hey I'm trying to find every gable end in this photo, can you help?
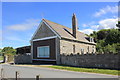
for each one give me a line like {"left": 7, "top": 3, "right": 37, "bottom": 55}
{"left": 31, "top": 19, "right": 61, "bottom": 41}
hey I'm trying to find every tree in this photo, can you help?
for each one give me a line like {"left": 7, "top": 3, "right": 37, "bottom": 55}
{"left": 97, "top": 29, "right": 109, "bottom": 40}
{"left": 96, "top": 40, "right": 105, "bottom": 53}
{"left": 104, "top": 43, "right": 120, "bottom": 54}
{"left": 115, "top": 43, "right": 120, "bottom": 53}
{"left": 104, "top": 44, "right": 116, "bottom": 53}
{"left": 0, "top": 48, "right": 2, "bottom": 56}
{"left": 90, "top": 29, "right": 120, "bottom": 54}
{"left": 90, "top": 31, "right": 97, "bottom": 42}
{"left": 2, "top": 47, "right": 16, "bottom": 55}
{"left": 105, "top": 29, "right": 120, "bottom": 45}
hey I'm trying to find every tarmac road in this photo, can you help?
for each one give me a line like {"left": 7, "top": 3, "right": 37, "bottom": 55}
{"left": 0, "top": 64, "right": 119, "bottom": 80}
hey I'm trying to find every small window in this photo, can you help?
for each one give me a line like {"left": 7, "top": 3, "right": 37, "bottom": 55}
{"left": 37, "top": 46, "right": 50, "bottom": 58}
{"left": 92, "top": 46, "right": 94, "bottom": 53}
{"left": 81, "top": 48, "right": 84, "bottom": 54}
{"left": 73, "top": 45, "right": 75, "bottom": 53}
{"left": 90, "top": 37, "right": 93, "bottom": 42}
{"left": 88, "top": 46, "right": 89, "bottom": 53}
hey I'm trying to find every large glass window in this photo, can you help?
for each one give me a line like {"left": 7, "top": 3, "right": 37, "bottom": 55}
{"left": 37, "top": 46, "right": 50, "bottom": 58}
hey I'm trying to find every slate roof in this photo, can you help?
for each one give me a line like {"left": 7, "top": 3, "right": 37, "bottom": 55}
{"left": 43, "top": 19, "right": 95, "bottom": 44}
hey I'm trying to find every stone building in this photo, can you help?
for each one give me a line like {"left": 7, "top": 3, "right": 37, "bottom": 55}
{"left": 30, "top": 13, "right": 96, "bottom": 64}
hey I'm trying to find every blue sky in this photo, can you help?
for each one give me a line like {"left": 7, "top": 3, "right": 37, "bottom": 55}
{"left": 1, "top": 2, "right": 118, "bottom": 48}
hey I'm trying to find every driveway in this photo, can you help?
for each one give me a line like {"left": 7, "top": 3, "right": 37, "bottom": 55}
{"left": 0, "top": 64, "right": 119, "bottom": 79}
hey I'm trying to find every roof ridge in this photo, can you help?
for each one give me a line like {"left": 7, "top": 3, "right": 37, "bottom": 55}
{"left": 43, "top": 19, "right": 70, "bottom": 29}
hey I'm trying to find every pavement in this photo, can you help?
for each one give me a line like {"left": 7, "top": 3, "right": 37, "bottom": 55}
{"left": 0, "top": 64, "right": 119, "bottom": 79}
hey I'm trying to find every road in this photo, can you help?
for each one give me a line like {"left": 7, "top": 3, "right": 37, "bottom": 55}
{"left": 0, "top": 64, "right": 119, "bottom": 79}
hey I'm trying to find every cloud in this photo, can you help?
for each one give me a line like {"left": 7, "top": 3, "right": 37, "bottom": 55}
{"left": 90, "top": 25, "right": 99, "bottom": 29}
{"left": 79, "top": 29, "right": 94, "bottom": 35}
{"left": 97, "top": 18, "right": 118, "bottom": 30}
{"left": 82, "top": 24, "right": 88, "bottom": 27}
{"left": 83, "top": 18, "right": 118, "bottom": 30}
{"left": 80, "top": 18, "right": 118, "bottom": 34}
{"left": 8, "top": 19, "right": 40, "bottom": 31}
{"left": 0, "top": 30, "right": 2, "bottom": 41}
{"left": 5, "top": 36, "right": 25, "bottom": 42}
{"left": 94, "top": 5, "right": 118, "bottom": 17}
{"left": 82, "top": 21, "right": 95, "bottom": 28}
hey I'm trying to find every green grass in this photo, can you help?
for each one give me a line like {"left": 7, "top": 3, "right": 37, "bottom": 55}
{"left": 0, "top": 56, "right": 3, "bottom": 61}
{"left": 45, "top": 65, "right": 119, "bottom": 75}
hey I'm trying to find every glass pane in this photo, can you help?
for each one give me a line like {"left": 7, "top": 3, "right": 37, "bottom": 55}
{"left": 39, "top": 47, "right": 44, "bottom": 57}
{"left": 45, "top": 47, "right": 49, "bottom": 57}
{"left": 38, "top": 48, "right": 40, "bottom": 57}
{"left": 38, "top": 46, "right": 50, "bottom": 57}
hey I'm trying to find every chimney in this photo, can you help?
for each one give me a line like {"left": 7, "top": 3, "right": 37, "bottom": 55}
{"left": 72, "top": 13, "right": 78, "bottom": 38}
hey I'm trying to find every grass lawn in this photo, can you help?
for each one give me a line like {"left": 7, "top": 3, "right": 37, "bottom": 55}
{"left": 46, "top": 65, "right": 119, "bottom": 75}
{"left": 16, "top": 64, "right": 120, "bottom": 75}
{"left": 0, "top": 56, "right": 3, "bottom": 61}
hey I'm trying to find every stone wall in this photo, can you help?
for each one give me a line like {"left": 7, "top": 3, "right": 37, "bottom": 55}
{"left": 60, "top": 53, "right": 120, "bottom": 69}
{"left": 56, "top": 37, "right": 61, "bottom": 64}
{"left": 14, "top": 53, "right": 32, "bottom": 64}
{"left": 60, "top": 39, "right": 96, "bottom": 55}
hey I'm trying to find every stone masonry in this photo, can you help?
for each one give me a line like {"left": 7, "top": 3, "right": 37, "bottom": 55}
{"left": 60, "top": 53, "right": 120, "bottom": 69}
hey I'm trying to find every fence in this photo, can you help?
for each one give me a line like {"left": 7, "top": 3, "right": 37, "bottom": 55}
{"left": 0, "top": 55, "right": 14, "bottom": 63}
{"left": 14, "top": 53, "right": 32, "bottom": 64}
{"left": 60, "top": 53, "right": 120, "bottom": 69}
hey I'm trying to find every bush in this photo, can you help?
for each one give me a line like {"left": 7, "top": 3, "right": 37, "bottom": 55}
{"left": 2, "top": 47, "right": 16, "bottom": 55}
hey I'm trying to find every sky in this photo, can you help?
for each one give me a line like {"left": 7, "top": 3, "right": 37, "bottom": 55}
{"left": 1, "top": 2, "right": 118, "bottom": 48}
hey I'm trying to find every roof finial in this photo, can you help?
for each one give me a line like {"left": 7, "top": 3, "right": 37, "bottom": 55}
{"left": 73, "top": 13, "right": 76, "bottom": 16}
{"left": 73, "top": 13, "right": 75, "bottom": 15}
